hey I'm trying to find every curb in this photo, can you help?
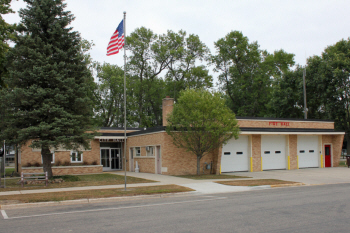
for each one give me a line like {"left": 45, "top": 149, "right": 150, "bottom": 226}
{"left": 270, "top": 183, "right": 305, "bottom": 188}
{"left": 0, "top": 191, "right": 194, "bottom": 210}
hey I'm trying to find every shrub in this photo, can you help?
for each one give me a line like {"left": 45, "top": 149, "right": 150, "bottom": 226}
{"left": 26, "top": 162, "right": 32, "bottom": 167}
{"left": 92, "top": 160, "right": 98, "bottom": 165}
{"left": 34, "top": 162, "right": 41, "bottom": 167}
{"left": 55, "top": 160, "right": 62, "bottom": 166}
{"left": 63, "top": 161, "right": 71, "bottom": 166}
{"left": 83, "top": 161, "right": 89, "bottom": 165}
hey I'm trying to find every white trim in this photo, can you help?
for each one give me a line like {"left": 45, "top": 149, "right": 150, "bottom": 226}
{"left": 135, "top": 147, "right": 141, "bottom": 157}
{"left": 70, "top": 151, "right": 83, "bottom": 163}
{"left": 95, "top": 136, "right": 126, "bottom": 140}
{"left": 22, "top": 165, "right": 103, "bottom": 169}
{"left": 240, "top": 131, "right": 344, "bottom": 135}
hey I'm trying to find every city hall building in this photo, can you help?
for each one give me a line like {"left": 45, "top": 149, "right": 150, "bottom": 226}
{"left": 18, "top": 97, "right": 345, "bottom": 175}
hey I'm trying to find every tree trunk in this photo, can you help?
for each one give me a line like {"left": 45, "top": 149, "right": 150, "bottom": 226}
{"left": 346, "top": 134, "right": 350, "bottom": 156}
{"left": 197, "top": 156, "right": 201, "bottom": 175}
{"left": 41, "top": 145, "right": 53, "bottom": 179}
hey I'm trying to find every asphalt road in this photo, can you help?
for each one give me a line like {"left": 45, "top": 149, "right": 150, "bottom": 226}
{"left": 1, "top": 184, "right": 350, "bottom": 233}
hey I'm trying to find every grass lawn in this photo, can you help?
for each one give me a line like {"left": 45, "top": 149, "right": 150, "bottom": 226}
{"left": 216, "top": 179, "right": 301, "bottom": 186}
{"left": 176, "top": 174, "right": 251, "bottom": 180}
{"left": 339, "top": 161, "right": 349, "bottom": 167}
{"left": 0, "top": 185, "right": 194, "bottom": 204}
{"left": 0, "top": 173, "right": 156, "bottom": 192}
{"left": 4, "top": 167, "right": 16, "bottom": 176}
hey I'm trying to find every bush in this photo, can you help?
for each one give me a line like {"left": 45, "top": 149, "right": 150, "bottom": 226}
{"left": 63, "top": 161, "right": 71, "bottom": 166}
{"left": 25, "top": 162, "right": 32, "bottom": 167}
{"left": 83, "top": 161, "right": 89, "bottom": 165}
{"left": 34, "top": 162, "right": 41, "bottom": 167}
{"left": 92, "top": 160, "right": 98, "bottom": 165}
{"left": 55, "top": 160, "right": 62, "bottom": 166}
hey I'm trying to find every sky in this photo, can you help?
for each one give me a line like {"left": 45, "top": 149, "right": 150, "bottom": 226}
{"left": 4, "top": 0, "right": 350, "bottom": 83}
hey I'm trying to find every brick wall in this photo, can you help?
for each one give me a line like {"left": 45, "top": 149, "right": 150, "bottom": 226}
{"left": 238, "top": 119, "right": 334, "bottom": 129}
{"left": 162, "top": 98, "right": 174, "bottom": 126}
{"left": 127, "top": 131, "right": 216, "bottom": 175}
{"left": 134, "top": 158, "right": 155, "bottom": 173}
{"left": 19, "top": 139, "right": 101, "bottom": 173}
{"left": 321, "top": 135, "right": 344, "bottom": 167}
{"left": 289, "top": 135, "right": 298, "bottom": 169}
{"left": 251, "top": 135, "right": 262, "bottom": 172}
{"left": 21, "top": 165, "right": 103, "bottom": 175}
{"left": 332, "top": 134, "right": 344, "bottom": 167}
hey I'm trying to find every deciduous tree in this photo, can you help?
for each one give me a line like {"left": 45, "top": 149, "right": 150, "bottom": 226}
{"left": 166, "top": 89, "right": 239, "bottom": 175}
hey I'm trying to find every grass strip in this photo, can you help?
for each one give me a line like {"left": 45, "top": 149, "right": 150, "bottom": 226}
{"left": 176, "top": 174, "right": 251, "bottom": 180}
{"left": 339, "top": 161, "right": 348, "bottom": 167}
{"left": 216, "top": 179, "right": 300, "bottom": 186}
{"left": 0, "top": 185, "right": 193, "bottom": 204}
{"left": 0, "top": 173, "right": 156, "bottom": 192}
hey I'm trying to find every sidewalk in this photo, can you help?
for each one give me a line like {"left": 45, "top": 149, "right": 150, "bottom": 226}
{"left": 0, "top": 171, "right": 257, "bottom": 196}
{"left": 1, "top": 167, "right": 349, "bottom": 197}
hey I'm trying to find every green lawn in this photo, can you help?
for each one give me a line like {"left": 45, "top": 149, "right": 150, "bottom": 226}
{"left": 0, "top": 173, "right": 156, "bottom": 191}
{"left": 5, "top": 167, "right": 15, "bottom": 176}
{"left": 339, "top": 161, "right": 349, "bottom": 167}
{"left": 0, "top": 185, "right": 194, "bottom": 204}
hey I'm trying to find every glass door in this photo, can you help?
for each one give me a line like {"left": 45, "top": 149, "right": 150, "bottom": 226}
{"left": 101, "top": 148, "right": 121, "bottom": 170}
{"left": 111, "top": 149, "right": 121, "bottom": 170}
{"left": 101, "top": 149, "right": 110, "bottom": 170}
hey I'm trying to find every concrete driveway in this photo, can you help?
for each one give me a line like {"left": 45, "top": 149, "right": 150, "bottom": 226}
{"left": 228, "top": 167, "right": 350, "bottom": 185}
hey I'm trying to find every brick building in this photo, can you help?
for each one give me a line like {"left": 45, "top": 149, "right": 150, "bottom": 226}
{"left": 18, "top": 97, "right": 345, "bottom": 175}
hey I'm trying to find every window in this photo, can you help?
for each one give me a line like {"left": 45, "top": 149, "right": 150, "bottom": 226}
{"left": 275, "top": 151, "right": 281, "bottom": 154}
{"left": 224, "top": 152, "right": 231, "bottom": 155}
{"left": 264, "top": 151, "right": 270, "bottom": 154}
{"left": 135, "top": 147, "right": 141, "bottom": 157}
{"left": 299, "top": 150, "right": 305, "bottom": 153}
{"left": 309, "top": 150, "right": 314, "bottom": 153}
{"left": 236, "top": 152, "right": 243, "bottom": 155}
{"left": 71, "top": 151, "right": 83, "bottom": 163}
{"left": 146, "top": 146, "right": 154, "bottom": 157}
{"left": 42, "top": 151, "right": 55, "bottom": 164}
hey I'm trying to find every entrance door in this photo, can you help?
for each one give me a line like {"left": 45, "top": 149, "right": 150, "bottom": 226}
{"left": 111, "top": 149, "right": 121, "bottom": 170}
{"left": 325, "top": 145, "right": 331, "bottom": 167}
{"left": 129, "top": 148, "right": 134, "bottom": 172}
{"left": 101, "top": 149, "right": 110, "bottom": 170}
{"left": 101, "top": 148, "right": 121, "bottom": 170}
{"left": 156, "top": 146, "right": 161, "bottom": 174}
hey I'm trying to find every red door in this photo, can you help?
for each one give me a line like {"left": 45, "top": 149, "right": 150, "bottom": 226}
{"left": 325, "top": 145, "right": 331, "bottom": 167}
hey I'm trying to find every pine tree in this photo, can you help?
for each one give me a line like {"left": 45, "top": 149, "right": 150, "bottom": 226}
{"left": 0, "top": 0, "right": 95, "bottom": 178}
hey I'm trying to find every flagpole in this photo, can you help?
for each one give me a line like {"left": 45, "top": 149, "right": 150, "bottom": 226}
{"left": 123, "top": 11, "right": 127, "bottom": 191}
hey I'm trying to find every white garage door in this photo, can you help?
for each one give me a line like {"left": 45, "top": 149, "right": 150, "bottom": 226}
{"left": 261, "top": 135, "right": 286, "bottom": 170}
{"left": 298, "top": 135, "right": 319, "bottom": 168}
{"left": 221, "top": 136, "right": 249, "bottom": 172}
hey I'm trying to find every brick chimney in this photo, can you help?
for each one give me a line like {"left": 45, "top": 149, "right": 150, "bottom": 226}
{"left": 162, "top": 96, "right": 174, "bottom": 126}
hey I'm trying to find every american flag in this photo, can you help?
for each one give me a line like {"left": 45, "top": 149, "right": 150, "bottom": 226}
{"left": 107, "top": 20, "right": 124, "bottom": 56}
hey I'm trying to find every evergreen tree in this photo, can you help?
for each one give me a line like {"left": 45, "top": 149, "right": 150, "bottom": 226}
{"left": 0, "top": 0, "right": 16, "bottom": 88}
{"left": 0, "top": 0, "right": 95, "bottom": 178}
